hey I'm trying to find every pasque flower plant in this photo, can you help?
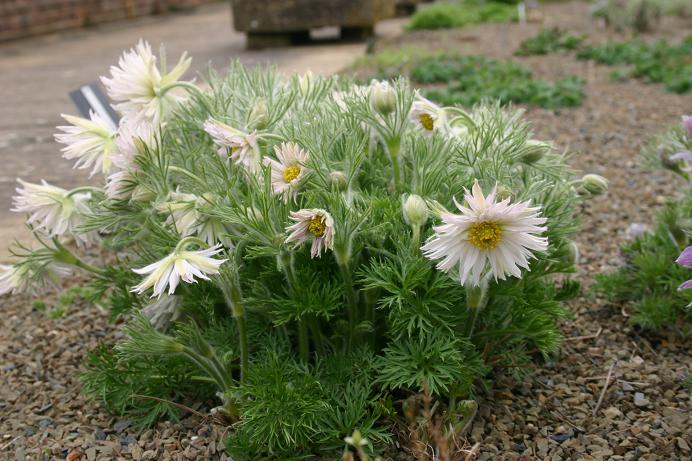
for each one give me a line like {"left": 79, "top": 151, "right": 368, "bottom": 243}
{"left": 3, "top": 41, "right": 599, "bottom": 458}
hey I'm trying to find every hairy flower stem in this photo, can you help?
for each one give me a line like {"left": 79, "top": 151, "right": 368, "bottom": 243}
{"left": 338, "top": 260, "right": 358, "bottom": 352}
{"left": 387, "top": 137, "right": 402, "bottom": 193}
{"left": 465, "top": 282, "right": 488, "bottom": 338}
{"left": 280, "top": 250, "right": 311, "bottom": 361}
{"left": 52, "top": 239, "right": 107, "bottom": 276}
{"left": 218, "top": 256, "right": 249, "bottom": 383}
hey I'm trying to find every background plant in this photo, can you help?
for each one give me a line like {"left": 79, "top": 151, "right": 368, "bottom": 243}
{"left": 577, "top": 36, "right": 692, "bottom": 94}
{"left": 408, "top": 0, "right": 517, "bottom": 30}
{"left": 1, "top": 43, "right": 599, "bottom": 458}
{"left": 515, "top": 28, "right": 585, "bottom": 56}
{"left": 595, "top": 116, "right": 692, "bottom": 333}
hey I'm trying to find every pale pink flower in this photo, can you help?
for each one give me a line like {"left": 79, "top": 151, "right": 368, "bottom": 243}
{"left": 263, "top": 142, "right": 310, "bottom": 203}
{"left": 203, "top": 118, "right": 261, "bottom": 174}
{"left": 285, "top": 209, "right": 335, "bottom": 258}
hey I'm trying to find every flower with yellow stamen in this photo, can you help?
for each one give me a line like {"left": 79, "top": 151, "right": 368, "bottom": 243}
{"left": 285, "top": 208, "right": 334, "bottom": 258}
{"left": 422, "top": 180, "right": 548, "bottom": 286}
{"left": 264, "top": 142, "right": 310, "bottom": 203}
{"left": 409, "top": 92, "right": 446, "bottom": 137}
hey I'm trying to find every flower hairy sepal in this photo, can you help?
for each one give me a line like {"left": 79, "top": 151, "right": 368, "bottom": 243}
{"left": 248, "top": 99, "right": 269, "bottom": 130}
{"left": 402, "top": 194, "right": 429, "bottom": 229}
{"left": 578, "top": 174, "right": 609, "bottom": 197}
{"left": 116, "top": 314, "right": 185, "bottom": 359}
{"left": 520, "top": 139, "right": 553, "bottom": 164}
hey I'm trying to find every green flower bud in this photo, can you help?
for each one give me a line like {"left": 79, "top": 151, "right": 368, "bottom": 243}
{"left": 248, "top": 99, "right": 269, "bottom": 130}
{"left": 565, "top": 240, "right": 580, "bottom": 266}
{"left": 330, "top": 171, "right": 349, "bottom": 191}
{"left": 131, "top": 184, "right": 156, "bottom": 202}
{"left": 521, "top": 139, "right": 552, "bottom": 164}
{"left": 370, "top": 80, "right": 397, "bottom": 116}
{"left": 579, "top": 174, "right": 608, "bottom": 196}
{"left": 402, "top": 194, "right": 429, "bottom": 228}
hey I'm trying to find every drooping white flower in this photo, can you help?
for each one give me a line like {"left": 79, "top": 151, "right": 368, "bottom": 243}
{"left": 285, "top": 209, "right": 335, "bottom": 258}
{"left": 55, "top": 112, "right": 118, "bottom": 177}
{"left": 409, "top": 92, "right": 446, "bottom": 136}
{"left": 421, "top": 180, "right": 548, "bottom": 286}
{"left": 131, "top": 244, "right": 226, "bottom": 298}
{"left": 156, "top": 191, "right": 201, "bottom": 236}
{"left": 0, "top": 262, "right": 72, "bottom": 296}
{"left": 263, "top": 142, "right": 310, "bottom": 203}
{"left": 105, "top": 117, "right": 158, "bottom": 200}
{"left": 156, "top": 192, "right": 230, "bottom": 246}
{"left": 203, "top": 118, "right": 261, "bottom": 174}
{"left": 101, "top": 40, "right": 192, "bottom": 124}
{"left": 11, "top": 180, "right": 97, "bottom": 245}
{"left": 141, "top": 294, "right": 182, "bottom": 330}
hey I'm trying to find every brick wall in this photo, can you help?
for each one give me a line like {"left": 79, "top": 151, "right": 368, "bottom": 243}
{"left": 0, "top": 0, "right": 220, "bottom": 41}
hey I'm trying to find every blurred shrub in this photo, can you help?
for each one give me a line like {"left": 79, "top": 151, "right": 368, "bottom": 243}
{"left": 410, "top": 54, "right": 584, "bottom": 108}
{"left": 408, "top": 1, "right": 517, "bottom": 30}
{"left": 515, "top": 28, "right": 586, "bottom": 56}
{"left": 577, "top": 36, "right": 692, "bottom": 94}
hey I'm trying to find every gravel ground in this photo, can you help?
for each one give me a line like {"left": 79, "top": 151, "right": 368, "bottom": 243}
{"left": 1, "top": 1, "right": 691, "bottom": 460}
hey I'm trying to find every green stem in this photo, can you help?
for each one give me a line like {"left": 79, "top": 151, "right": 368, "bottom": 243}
{"left": 65, "top": 186, "right": 103, "bottom": 198}
{"left": 221, "top": 280, "right": 249, "bottom": 384}
{"left": 298, "top": 321, "right": 309, "bottom": 362}
{"left": 338, "top": 261, "right": 358, "bottom": 352}
{"left": 309, "top": 317, "right": 325, "bottom": 355}
{"left": 411, "top": 225, "right": 421, "bottom": 249}
{"left": 52, "top": 239, "right": 107, "bottom": 276}
{"left": 167, "top": 166, "right": 209, "bottom": 189}
{"left": 387, "top": 138, "right": 402, "bottom": 193}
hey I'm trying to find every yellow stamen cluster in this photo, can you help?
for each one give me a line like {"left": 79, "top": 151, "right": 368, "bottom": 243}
{"left": 467, "top": 221, "right": 502, "bottom": 250}
{"left": 307, "top": 215, "right": 326, "bottom": 238}
{"left": 283, "top": 165, "right": 301, "bottom": 183}
{"left": 419, "top": 113, "right": 434, "bottom": 131}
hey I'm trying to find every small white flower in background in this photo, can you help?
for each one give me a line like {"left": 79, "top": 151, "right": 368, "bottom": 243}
{"left": 285, "top": 209, "right": 335, "bottom": 258}
{"left": 131, "top": 244, "right": 227, "bottom": 298}
{"left": 101, "top": 40, "right": 191, "bottom": 124}
{"left": 55, "top": 112, "right": 117, "bottom": 177}
{"left": 344, "top": 429, "right": 369, "bottom": 448}
{"left": 203, "top": 118, "right": 261, "bottom": 174}
{"left": 11, "top": 180, "right": 97, "bottom": 245}
{"left": 298, "top": 71, "right": 315, "bottom": 95}
{"left": 422, "top": 180, "right": 548, "bottom": 286}
{"left": 409, "top": 92, "right": 446, "bottom": 136}
{"left": 625, "top": 223, "right": 649, "bottom": 240}
{"left": 0, "top": 262, "right": 72, "bottom": 296}
{"left": 141, "top": 294, "right": 182, "bottom": 330}
{"left": 264, "top": 142, "right": 310, "bottom": 203}
{"left": 331, "top": 84, "right": 369, "bottom": 111}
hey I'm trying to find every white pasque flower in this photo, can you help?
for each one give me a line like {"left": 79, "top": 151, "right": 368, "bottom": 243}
{"left": 131, "top": 244, "right": 227, "bottom": 298}
{"left": 369, "top": 79, "right": 397, "bottom": 115}
{"left": 0, "top": 262, "right": 72, "bottom": 296}
{"left": 55, "top": 112, "right": 117, "bottom": 177}
{"left": 105, "top": 117, "right": 158, "bottom": 200}
{"left": 421, "top": 180, "right": 548, "bottom": 286}
{"left": 285, "top": 209, "right": 335, "bottom": 258}
{"left": 101, "top": 40, "right": 191, "bottom": 124}
{"left": 409, "top": 92, "right": 446, "bottom": 136}
{"left": 141, "top": 294, "right": 182, "bottom": 330}
{"left": 156, "top": 192, "right": 231, "bottom": 246}
{"left": 11, "top": 180, "right": 97, "bottom": 245}
{"left": 263, "top": 142, "right": 310, "bottom": 203}
{"left": 203, "top": 118, "right": 261, "bottom": 174}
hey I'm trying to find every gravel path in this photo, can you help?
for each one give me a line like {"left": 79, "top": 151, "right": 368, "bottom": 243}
{"left": 1, "top": 1, "right": 691, "bottom": 460}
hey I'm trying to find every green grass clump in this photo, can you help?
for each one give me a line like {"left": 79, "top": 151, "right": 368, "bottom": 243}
{"left": 515, "top": 28, "right": 585, "bottom": 56}
{"left": 595, "top": 199, "right": 692, "bottom": 333}
{"left": 577, "top": 36, "right": 692, "bottom": 93}
{"left": 410, "top": 54, "right": 584, "bottom": 108}
{"left": 408, "top": 1, "right": 517, "bottom": 30}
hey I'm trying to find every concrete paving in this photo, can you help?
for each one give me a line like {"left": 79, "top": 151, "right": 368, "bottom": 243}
{"left": 0, "top": 2, "right": 404, "bottom": 260}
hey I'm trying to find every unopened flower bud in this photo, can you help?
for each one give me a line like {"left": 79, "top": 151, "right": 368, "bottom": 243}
{"left": 330, "top": 171, "right": 349, "bottom": 191}
{"left": 521, "top": 140, "right": 552, "bottom": 164}
{"left": 402, "top": 194, "right": 429, "bottom": 228}
{"left": 248, "top": 99, "right": 268, "bottom": 130}
{"left": 579, "top": 174, "right": 608, "bottom": 196}
{"left": 298, "top": 71, "right": 314, "bottom": 95}
{"left": 494, "top": 183, "right": 512, "bottom": 201}
{"left": 131, "top": 184, "right": 156, "bottom": 202}
{"left": 370, "top": 80, "right": 397, "bottom": 115}
{"left": 565, "top": 240, "right": 580, "bottom": 265}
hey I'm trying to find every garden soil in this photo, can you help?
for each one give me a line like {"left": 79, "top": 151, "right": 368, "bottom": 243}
{"left": 1, "top": 1, "right": 690, "bottom": 460}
